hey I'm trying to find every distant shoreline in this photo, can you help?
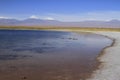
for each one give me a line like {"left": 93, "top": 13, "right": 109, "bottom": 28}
{"left": 0, "top": 26, "right": 120, "bottom": 32}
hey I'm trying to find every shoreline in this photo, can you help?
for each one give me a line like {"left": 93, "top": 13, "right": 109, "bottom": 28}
{"left": 97, "top": 36, "right": 115, "bottom": 59}
{"left": 87, "top": 32, "right": 120, "bottom": 80}
{"left": 41, "top": 29, "right": 119, "bottom": 80}
{"left": 71, "top": 31, "right": 116, "bottom": 80}
{"left": 70, "top": 31, "right": 119, "bottom": 80}
{"left": 62, "top": 30, "right": 119, "bottom": 80}
{"left": 62, "top": 30, "right": 116, "bottom": 79}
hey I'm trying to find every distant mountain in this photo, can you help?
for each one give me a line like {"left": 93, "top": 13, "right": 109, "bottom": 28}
{"left": 0, "top": 19, "right": 20, "bottom": 25}
{"left": 65, "top": 19, "right": 120, "bottom": 28}
{"left": 20, "top": 18, "right": 62, "bottom": 26}
{"left": 0, "top": 18, "right": 120, "bottom": 28}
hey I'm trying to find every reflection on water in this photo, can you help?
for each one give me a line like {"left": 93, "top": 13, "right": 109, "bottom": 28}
{"left": 0, "top": 30, "right": 112, "bottom": 80}
{"left": 0, "top": 55, "right": 32, "bottom": 60}
{"left": 13, "top": 47, "right": 55, "bottom": 53}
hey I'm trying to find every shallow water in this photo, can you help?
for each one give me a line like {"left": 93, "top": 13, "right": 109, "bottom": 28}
{"left": 0, "top": 30, "right": 112, "bottom": 80}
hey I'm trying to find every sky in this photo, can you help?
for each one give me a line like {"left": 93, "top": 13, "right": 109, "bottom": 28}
{"left": 0, "top": 0, "right": 120, "bottom": 21}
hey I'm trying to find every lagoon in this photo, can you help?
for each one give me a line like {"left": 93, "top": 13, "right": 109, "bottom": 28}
{"left": 0, "top": 30, "right": 112, "bottom": 80}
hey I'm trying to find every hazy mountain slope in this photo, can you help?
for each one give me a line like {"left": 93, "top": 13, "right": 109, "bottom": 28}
{"left": 0, "top": 18, "right": 120, "bottom": 28}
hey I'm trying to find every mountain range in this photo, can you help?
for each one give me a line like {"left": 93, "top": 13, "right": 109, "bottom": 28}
{"left": 0, "top": 18, "right": 120, "bottom": 28}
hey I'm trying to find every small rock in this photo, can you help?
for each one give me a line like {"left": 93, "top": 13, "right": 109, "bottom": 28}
{"left": 22, "top": 76, "right": 27, "bottom": 79}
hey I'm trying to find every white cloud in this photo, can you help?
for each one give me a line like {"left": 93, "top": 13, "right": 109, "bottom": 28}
{"left": 44, "top": 17, "right": 55, "bottom": 20}
{"left": 0, "top": 16, "right": 10, "bottom": 19}
{"left": 29, "top": 15, "right": 39, "bottom": 19}
{"left": 1, "top": 11, "right": 120, "bottom": 21}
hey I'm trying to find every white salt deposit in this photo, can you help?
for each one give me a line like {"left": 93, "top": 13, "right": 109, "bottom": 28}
{"left": 87, "top": 32, "right": 120, "bottom": 80}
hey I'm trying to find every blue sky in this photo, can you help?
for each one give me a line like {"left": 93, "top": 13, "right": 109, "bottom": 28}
{"left": 0, "top": 0, "right": 120, "bottom": 21}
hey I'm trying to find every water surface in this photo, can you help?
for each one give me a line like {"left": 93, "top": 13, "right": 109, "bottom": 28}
{"left": 0, "top": 30, "right": 112, "bottom": 80}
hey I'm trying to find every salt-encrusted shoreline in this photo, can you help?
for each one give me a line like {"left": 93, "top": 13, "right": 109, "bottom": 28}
{"left": 43, "top": 29, "right": 120, "bottom": 80}
{"left": 87, "top": 32, "right": 120, "bottom": 80}
{"left": 50, "top": 30, "right": 120, "bottom": 80}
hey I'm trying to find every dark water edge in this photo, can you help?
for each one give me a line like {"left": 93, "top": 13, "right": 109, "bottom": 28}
{"left": 0, "top": 29, "right": 113, "bottom": 80}
{"left": 74, "top": 32, "right": 114, "bottom": 80}
{"left": 96, "top": 35, "right": 115, "bottom": 71}
{"left": 89, "top": 37, "right": 114, "bottom": 80}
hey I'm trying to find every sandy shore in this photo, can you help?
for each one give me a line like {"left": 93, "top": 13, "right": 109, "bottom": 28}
{"left": 86, "top": 31, "right": 120, "bottom": 80}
